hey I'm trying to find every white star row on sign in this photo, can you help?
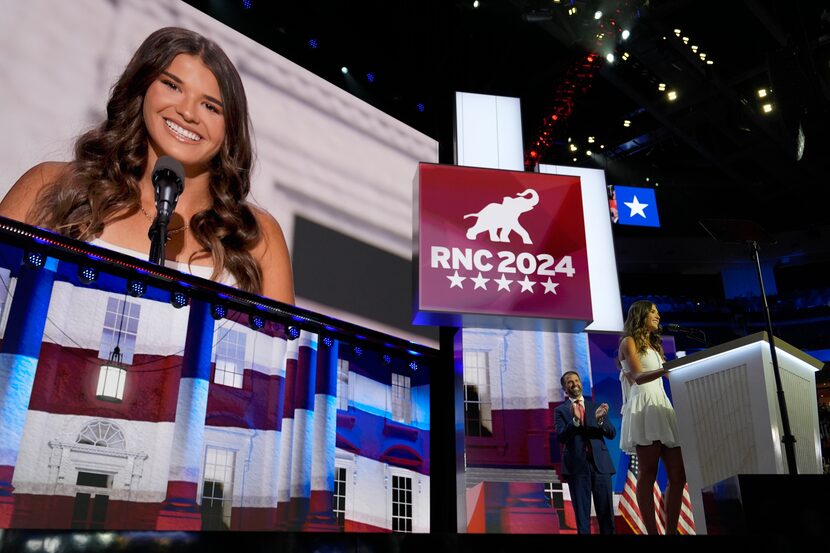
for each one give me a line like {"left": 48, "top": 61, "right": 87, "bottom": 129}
{"left": 446, "top": 271, "right": 559, "bottom": 294}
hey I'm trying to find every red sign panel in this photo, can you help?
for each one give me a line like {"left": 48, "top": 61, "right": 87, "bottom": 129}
{"left": 414, "top": 163, "right": 593, "bottom": 327}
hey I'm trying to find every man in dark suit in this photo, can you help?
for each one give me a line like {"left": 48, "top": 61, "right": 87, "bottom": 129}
{"left": 554, "top": 370, "right": 616, "bottom": 534}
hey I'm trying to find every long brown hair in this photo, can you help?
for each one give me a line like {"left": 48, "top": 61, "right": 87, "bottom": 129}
{"left": 29, "top": 27, "right": 263, "bottom": 293}
{"left": 620, "top": 299, "right": 665, "bottom": 361}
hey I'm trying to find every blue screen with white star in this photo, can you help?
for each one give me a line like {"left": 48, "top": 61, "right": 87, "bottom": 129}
{"left": 615, "top": 185, "right": 660, "bottom": 228}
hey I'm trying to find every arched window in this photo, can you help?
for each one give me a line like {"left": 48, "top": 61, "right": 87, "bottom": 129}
{"left": 76, "top": 420, "right": 126, "bottom": 450}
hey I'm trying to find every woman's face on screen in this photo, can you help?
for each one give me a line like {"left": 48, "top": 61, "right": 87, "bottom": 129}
{"left": 143, "top": 53, "right": 226, "bottom": 173}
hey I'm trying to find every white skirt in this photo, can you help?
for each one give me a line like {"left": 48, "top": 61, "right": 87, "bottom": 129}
{"left": 619, "top": 378, "right": 681, "bottom": 454}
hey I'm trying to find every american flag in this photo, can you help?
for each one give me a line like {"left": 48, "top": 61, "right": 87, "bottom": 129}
{"left": 619, "top": 453, "right": 696, "bottom": 535}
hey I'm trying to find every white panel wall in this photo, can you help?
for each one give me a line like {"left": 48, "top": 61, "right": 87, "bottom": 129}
{"left": 538, "top": 164, "right": 623, "bottom": 332}
{"left": 455, "top": 92, "right": 524, "bottom": 170}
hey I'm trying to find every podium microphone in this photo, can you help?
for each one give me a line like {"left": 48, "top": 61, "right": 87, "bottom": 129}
{"left": 148, "top": 156, "right": 185, "bottom": 266}
{"left": 663, "top": 323, "right": 709, "bottom": 346}
{"left": 664, "top": 323, "right": 695, "bottom": 334}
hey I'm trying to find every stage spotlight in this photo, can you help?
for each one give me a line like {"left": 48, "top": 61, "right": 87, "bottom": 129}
{"left": 287, "top": 326, "right": 300, "bottom": 340}
{"left": 409, "top": 361, "right": 418, "bottom": 371}
{"left": 127, "top": 279, "right": 146, "bottom": 298}
{"left": 322, "top": 336, "right": 333, "bottom": 348}
{"left": 78, "top": 266, "right": 98, "bottom": 284}
{"left": 170, "top": 290, "right": 189, "bottom": 309}
{"left": 24, "top": 251, "right": 45, "bottom": 269}
{"left": 353, "top": 346, "right": 363, "bottom": 357}
{"left": 211, "top": 303, "right": 227, "bottom": 320}
{"left": 249, "top": 314, "right": 265, "bottom": 330}
{"left": 383, "top": 354, "right": 392, "bottom": 365}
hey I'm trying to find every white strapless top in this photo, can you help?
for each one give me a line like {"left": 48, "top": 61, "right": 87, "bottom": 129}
{"left": 89, "top": 238, "right": 231, "bottom": 284}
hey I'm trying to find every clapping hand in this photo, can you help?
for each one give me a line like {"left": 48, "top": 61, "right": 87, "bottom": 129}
{"left": 595, "top": 403, "right": 609, "bottom": 422}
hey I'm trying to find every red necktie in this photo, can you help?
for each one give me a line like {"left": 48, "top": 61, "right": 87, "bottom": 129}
{"left": 574, "top": 399, "right": 585, "bottom": 425}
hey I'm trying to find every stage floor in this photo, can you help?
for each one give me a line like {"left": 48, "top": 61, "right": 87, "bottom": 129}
{"left": 0, "top": 529, "right": 817, "bottom": 553}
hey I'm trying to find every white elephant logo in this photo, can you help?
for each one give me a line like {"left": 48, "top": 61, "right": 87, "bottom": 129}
{"left": 464, "top": 189, "right": 540, "bottom": 244}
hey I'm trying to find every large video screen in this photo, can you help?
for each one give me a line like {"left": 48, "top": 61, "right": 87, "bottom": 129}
{"left": 0, "top": 0, "right": 437, "bottom": 533}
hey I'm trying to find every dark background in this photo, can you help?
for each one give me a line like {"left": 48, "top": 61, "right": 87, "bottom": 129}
{"left": 187, "top": 0, "right": 830, "bottom": 366}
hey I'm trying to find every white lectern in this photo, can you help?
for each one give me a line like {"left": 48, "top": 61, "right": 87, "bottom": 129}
{"left": 664, "top": 331, "right": 823, "bottom": 534}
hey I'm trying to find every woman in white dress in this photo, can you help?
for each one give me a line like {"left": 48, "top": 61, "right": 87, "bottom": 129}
{"left": 618, "top": 299, "right": 687, "bottom": 535}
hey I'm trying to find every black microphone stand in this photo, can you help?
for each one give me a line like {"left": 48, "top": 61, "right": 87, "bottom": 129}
{"left": 700, "top": 219, "right": 797, "bottom": 476}
{"left": 687, "top": 328, "right": 709, "bottom": 347}
{"left": 148, "top": 216, "right": 169, "bottom": 266}
{"left": 748, "top": 238, "right": 797, "bottom": 476}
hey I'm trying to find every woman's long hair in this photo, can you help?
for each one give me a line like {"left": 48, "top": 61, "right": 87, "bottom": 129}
{"left": 29, "top": 27, "right": 262, "bottom": 293}
{"left": 620, "top": 299, "right": 665, "bottom": 361}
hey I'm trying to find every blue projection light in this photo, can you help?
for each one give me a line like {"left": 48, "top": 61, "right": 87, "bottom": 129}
{"left": 249, "top": 314, "right": 265, "bottom": 331}
{"left": 24, "top": 251, "right": 45, "bottom": 269}
{"left": 383, "top": 354, "right": 392, "bottom": 365}
{"left": 127, "top": 279, "right": 146, "bottom": 298}
{"left": 170, "top": 290, "right": 189, "bottom": 309}
{"left": 322, "top": 336, "right": 333, "bottom": 348}
{"left": 78, "top": 266, "right": 98, "bottom": 285}
{"left": 211, "top": 303, "right": 227, "bottom": 320}
{"left": 287, "top": 326, "right": 300, "bottom": 340}
{"left": 409, "top": 361, "right": 419, "bottom": 371}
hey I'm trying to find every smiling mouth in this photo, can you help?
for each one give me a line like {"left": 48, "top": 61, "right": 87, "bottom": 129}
{"left": 165, "top": 119, "right": 202, "bottom": 142}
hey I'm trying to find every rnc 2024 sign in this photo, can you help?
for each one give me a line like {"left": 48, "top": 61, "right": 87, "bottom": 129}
{"left": 413, "top": 163, "right": 593, "bottom": 328}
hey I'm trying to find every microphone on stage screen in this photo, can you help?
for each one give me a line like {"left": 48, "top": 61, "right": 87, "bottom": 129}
{"left": 151, "top": 156, "right": 185, "bottom": 225}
